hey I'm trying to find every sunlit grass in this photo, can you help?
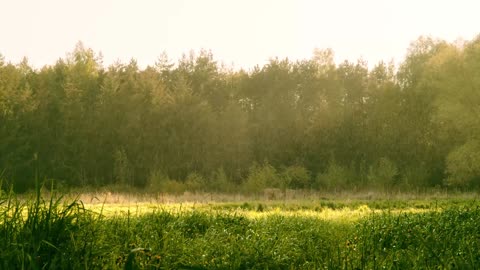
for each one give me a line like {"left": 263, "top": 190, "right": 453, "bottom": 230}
{"left": 3, "top": 189, "right": 480, "bottom": 269}
{"left": 83, "top": 201, "right": 438, "bottom": 223}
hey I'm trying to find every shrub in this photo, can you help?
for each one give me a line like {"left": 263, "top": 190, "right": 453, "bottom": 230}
{"left": 367, "top": 157, "right": 398, "bottom": 190}
{"left": 147, "top": 169, "right": 169, "bottom": 191}
{"left": 158, "top": 180, "right": 187, "bottom": 194}
{"left": 315, "top": 162, "right": 351, "bottom": 191}
{"left": 401, "top": 165, "right": 430, "bottom": 189}
{"left": 209, "top": 167, "right": 235, "bottom": 193}
{"left": 280, "top": 165, "right": 311, "bottom": 189}
{"left": 243, "top": 163, "right": 278, "bottom": 193}
{"left": 184, "top": 172, "right": 206, "bottom": 192}
{"left": 147, "top": 170, "right": 186, "bottom": 194}
{"left": 445, "top": 140, "right": 480, "bottom": 187}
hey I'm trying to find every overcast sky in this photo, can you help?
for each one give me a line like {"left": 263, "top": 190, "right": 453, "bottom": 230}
{"left": 1, "top": 0, "right": 479, "bottom": 70}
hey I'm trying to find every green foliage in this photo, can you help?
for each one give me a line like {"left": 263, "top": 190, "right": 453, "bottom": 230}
{"left": 367, "top": 157, "right": 398, "bottom": 189}
{"left": 243, "top": 163, "right": 279, "bottom": 193}
{"left": 113, "top": 148, "right": 133, "bottom": 186}
{"left": 184, "top": 172, "right": 206, "bottom": 192}
{"left": 445, "top": 140, "right": 480, "bottom": 187}
{"left": 209, "top": 167, "right": 235, "bottom": 193}
{"left": 353, "top": 207, "right": 480, "bottom": 269}
{"left": 147, "top": 171, "right": 186, "bottom": 194}
{"left": 2, "top": 36, "right": 480, "bottom": 192}
{"left": 280, "top": 165, "right": 311, "bottom": 189}
{"left": 147, "top": 169, "right": 170, "bottom": 191}
{"left": 401, "top": 165, "right": 431, "bottom": 189}
{"left": 2, "top": 189, "right": 480, "bottom": 269}
{"left": 315, "top": 162, "right": 351, "bottom": 190}
{"left": 0, "top": 186, "right": 98, "bottom": 269}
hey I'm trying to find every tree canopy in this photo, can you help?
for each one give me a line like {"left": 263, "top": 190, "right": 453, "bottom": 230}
{"left": 1, "top": 37, "right": 480, "bottom": 192}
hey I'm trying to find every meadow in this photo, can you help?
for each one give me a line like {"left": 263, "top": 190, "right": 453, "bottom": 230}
{"left": 1, "top": 188, "right": 479, "bottom": 269}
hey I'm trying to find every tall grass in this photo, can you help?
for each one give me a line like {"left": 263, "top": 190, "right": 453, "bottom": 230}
{"left": 1, "top": 184, "right": 479, "bottom": 269}
{"left": 0, "top": 183, "right": 93, "bottom": 269}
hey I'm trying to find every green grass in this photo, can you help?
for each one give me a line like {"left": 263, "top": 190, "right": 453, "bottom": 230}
{"left": 1, "top": 188, "right": 480, "bottom": 269}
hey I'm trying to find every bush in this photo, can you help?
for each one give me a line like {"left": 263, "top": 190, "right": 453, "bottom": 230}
{"left": 243, "top": 163, "right": 278, "bottom": 194}
{"left": 209, "top": 167, "right": 235, "bottom": 193}
{"left": 147, "top": 169, "right": 168, "bottom": 191}
{"left": 445, "top": 140, "right": 480, "bottom": 187}
{"left": 401, "top": 165, "right": 430, "bottom": 189}
{"left": 280, "top": 165, "right": 311, "bottom": 189}
{"left": 184, "top": 172, "right": 206, "bottom": 192}
{"left": 158, "top": 180, "right": 187, "bottom": 194}
{"left": 367, "top": 157, "right": 398, "bottom": 190}
{"left": 147, "top": 170, "right": 186, "bottom": 194}
{"left": 315, "top": 162, "right": 351, "bottom": 191}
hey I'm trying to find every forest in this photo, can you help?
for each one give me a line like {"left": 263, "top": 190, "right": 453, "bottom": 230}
{"left": 1, "top": 35, "right": 479, "bottom": 193}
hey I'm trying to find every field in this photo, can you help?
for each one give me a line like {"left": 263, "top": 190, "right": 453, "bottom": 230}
{"left": 1, "top": 189, "right": 480, "bottom": 269}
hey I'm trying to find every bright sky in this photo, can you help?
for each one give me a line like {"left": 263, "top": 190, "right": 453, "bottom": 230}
{"left": 1, "top": 0, "right": 479, "bottom": 70}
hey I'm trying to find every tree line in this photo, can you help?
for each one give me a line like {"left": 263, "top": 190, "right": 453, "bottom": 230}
{"left": 1, "top": 36, "right": 479, "bottom": 192}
